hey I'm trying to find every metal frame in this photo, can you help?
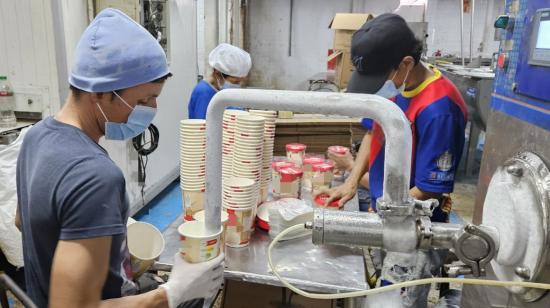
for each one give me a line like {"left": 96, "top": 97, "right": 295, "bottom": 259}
{"left": 203, "top": 89, "right": 413, "bottom": 234}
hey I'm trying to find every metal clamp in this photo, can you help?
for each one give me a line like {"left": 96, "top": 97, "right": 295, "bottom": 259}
{"left": 453, "top": 224, "right": 498, "bottom": 277}
{"left": 414, "top": 199, "right": 439, "bottom": 217}
{"left": 377, "top": 199, "right": 415, "bottom": 217}
{"left": 417, "top": 216, "right": 433, "bottom": 250}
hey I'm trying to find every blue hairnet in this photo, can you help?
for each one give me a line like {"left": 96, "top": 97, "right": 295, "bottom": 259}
{"left": 69, "top": 8, "right": 170, "bottom": 92}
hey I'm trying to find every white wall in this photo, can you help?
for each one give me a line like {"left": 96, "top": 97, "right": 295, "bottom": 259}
{"left": 247, "top": 0, "right": 354, "bottom": 90}
{"left": 1, "top": 0, "right": 199, "bottom": 214}
{"left": 426, "top": 0, "right": 503, "bottom": 59}
{"left": 246, "top": 0, "right": 504, "bottom": 90}
{"left": 0, "top": 0, "right": 61, "bottom": 115}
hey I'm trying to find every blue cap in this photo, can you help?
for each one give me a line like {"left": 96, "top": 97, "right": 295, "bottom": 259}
{"left": 69, "top": 8, "right": 169, "bottom": 92}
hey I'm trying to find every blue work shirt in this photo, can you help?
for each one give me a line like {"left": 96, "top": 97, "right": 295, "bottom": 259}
{"left": 187, "top": 80, "right": 245, "bottom": 119}
{"left": 16, "top": 117, "right": 131, "bottom": 307}
{"left": 188, "top": 80, "right": 217, "bottom": 119}
{"left": 362, "top": 67, "right": 467, "bottom": 222}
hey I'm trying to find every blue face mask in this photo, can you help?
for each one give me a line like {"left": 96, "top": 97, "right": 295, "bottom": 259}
{"left": 375, "top": 68, "right": 410, "bottom": 99}
{"left": 96, "top": 91, "right": 157, "bottom": 140}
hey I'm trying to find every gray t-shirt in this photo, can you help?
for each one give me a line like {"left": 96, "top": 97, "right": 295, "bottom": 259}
{"left": 16, "top": 117, "right": 129, "bottom": 307}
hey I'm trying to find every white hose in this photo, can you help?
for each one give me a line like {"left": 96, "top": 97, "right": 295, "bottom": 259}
{"left": 267, "top": 224, "right": 550, "bottom": 300}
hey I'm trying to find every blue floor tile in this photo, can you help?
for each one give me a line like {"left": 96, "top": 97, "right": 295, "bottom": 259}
{"left": 133, "top": 180, "right": 182, "bottom": 232}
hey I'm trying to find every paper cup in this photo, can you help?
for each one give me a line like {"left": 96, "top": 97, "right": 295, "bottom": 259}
{"left": 127, "top": 222, "right": 165, "bottom": 278}
{"left": 224, "top": 177, "right": 255, "bottom": 188}
{"left": 192, "top": 210, "right": 229, "bottom": 251}
{"left": 178, "top": 221, "right": 222, "bottom": 263}
{"left": 182, "top": 190, "right": 205, "bottom": 220}
{"left": 260, "top": 186, "right": 269, "bottom": 202}
{"left": 223, "top": 205, "right": 255, "bottom": 247}
{"left": 236, "top": 114, "right": 265, "bottom": 122}
{"left": 224, "top": 110, "right": 249, "bottom": 117}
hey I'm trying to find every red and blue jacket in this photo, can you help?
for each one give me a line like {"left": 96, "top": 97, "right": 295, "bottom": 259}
{"left": 361, "top": 67, "right": 468, "bottom": 222}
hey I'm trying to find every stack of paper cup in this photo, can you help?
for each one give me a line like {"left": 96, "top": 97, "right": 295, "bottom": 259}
{"left": 231, "top": 114, "right": 265, "bottom": 200}
{"left": 222, "top": 177, "right": 257, "bottom": 208}
{"left": 179, "top": 119, "right": 206, "bottom": 220}
{"left": 249, "top": 110, "right": 278, "bottom": 202}
{"left": 223, "top": 177, "right": 257, "bottom": 247}
{"left": 222, "top": 110, "right": 249, "bottom": 179}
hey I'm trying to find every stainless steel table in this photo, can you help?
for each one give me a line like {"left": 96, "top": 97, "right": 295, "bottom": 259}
{"left": 160, "top": 188, "right": 368, "bottom": 304}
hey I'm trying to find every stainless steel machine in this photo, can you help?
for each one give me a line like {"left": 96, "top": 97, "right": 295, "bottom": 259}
{"left": 197, "top": 2, "right": 549, "bottom": 306}
{"left": 462, "top": 0, "right": 550, "bottom": 306}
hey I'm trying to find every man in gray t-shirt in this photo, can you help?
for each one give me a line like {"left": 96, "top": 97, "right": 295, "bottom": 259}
{"left": 16, "top": 8, "right": 223, "bottom": 308}
{"left": 17, "top": 117, "right": 129, "bottom": 307}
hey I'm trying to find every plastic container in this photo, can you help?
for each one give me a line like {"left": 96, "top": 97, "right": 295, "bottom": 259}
{"left": 178, "top": 221, "right": 223, "bottom": 263}
{"left": 286, "top": 143, "right": 307, "bottom": 166}
{"left": 272, "top": 160, "right": 295, "bottom": 178}
{"left": 273, "top": 166, "right": 303, "bottom": 199}
{"left": 327, "top": 145, "right": 350, "bottom": 179}
{"left": 311, "top": 162, "right": 335, "bottom": 191}
{"left": 314, "top": 194, "right": 341, "bottom": 210}
{"left": 256, "top": 203, "right": 270, "bottom": 231}
{"left": 127, "top": 222, "right": 165, "bottom": 277}
{"left": 302, "top": 156, "right": 326, "bottom": 191}
{"left": 0, "top": 76, "right": 16, "bottom": 128}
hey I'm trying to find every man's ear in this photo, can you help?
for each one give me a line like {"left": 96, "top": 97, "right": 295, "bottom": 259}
{"left": 401, "top": 56, "right": 416, "bottom": 71}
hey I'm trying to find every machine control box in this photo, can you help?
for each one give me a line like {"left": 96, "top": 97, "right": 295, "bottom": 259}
{"left": 529, "top": 9, "right": 550, "bottom": 67}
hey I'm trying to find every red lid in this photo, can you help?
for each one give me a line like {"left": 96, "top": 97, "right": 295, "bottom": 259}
{"left": 303, "top": 156, "right": 325, "bottom": 165}
{"left": 286, "top": 143, "right": 307, "bottom": 153}
{"left": 272, "top": 160, "right": 295, "bottom": 171}
{"left": 279, "top": 166, "right": 303, "bottom": 182}
{"left": 312, "top": 162, "right": 335, "bottom": 172}
{"left": 256, "top": 216, "right": 270, "bottom": 231}
{"left": 328, "top": 145, "right": 349, "bottom": 155}
{"left": 314, "top": 194, "right": 340, "bottom": 208}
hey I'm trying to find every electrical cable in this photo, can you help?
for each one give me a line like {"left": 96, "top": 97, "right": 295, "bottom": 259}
{"left": 267, "top": 224, "right": 550, "bottom": 300}
{"left": 133, "top": 123, "right": 159, "bottom": 207}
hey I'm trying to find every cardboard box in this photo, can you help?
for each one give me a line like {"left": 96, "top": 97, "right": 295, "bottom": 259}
{"left": 222, "top": 280, "right": 336, "bottom": 308}
{"left": 329, "top": 13, "right": 374, "bottom": 50}
{"left": 328, "top": 13, "right": 374, "bottom": 89}
{"left": 328, "top": 50, "right": 354, "bottom": 89}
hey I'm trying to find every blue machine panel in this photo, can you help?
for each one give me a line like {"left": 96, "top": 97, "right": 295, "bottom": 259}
{"left": 515, "top": 3, "right": 550, "bottom": 101}
{"left": 492, "top": 0, "right": 550, "bottom": 131}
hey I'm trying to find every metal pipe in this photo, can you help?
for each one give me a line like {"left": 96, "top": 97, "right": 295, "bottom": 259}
{"left": 204, "top": 90, "right": 413, "bottom": 234}
{"left": 0, "top": 274, "right": 37, "bottom": 308}
{"left": 460, "top": 0, "right": 465, "bottom": 66}
{"left": 431, "top": 223, "right": 464, "bottom": 249}
{"left": 311, "top": 209, "right": 384, "bottom": 247}
{"left": 470, "top": 0, "right": 475, "bottom": 63}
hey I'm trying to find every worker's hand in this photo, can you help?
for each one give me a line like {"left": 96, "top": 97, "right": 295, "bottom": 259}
{"left": 314, "top": 180, "right": 358, "bottom": 208}
{"left": 327, "top": 151, "right": 355, "bottom": 172}
{"left": 160, "top": 253, "right": 224, "bottom": 308}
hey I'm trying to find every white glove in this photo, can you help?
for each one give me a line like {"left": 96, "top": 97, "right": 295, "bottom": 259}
{"left": 160, "top": 253, "right": 225, "bottom": 308}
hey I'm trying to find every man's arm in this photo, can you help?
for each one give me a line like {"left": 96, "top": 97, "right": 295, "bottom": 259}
{"left": 49, "top": 237, "right": 168, "bottom": 308}
{"left": 410, "top": 186, "right": 442, "bottom": 201}
{"left": 321, "top": 133, "right": 372, "bottom": 206}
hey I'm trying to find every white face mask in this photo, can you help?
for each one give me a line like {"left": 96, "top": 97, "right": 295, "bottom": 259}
{"left": 222, "top": 78, "right": 241, "bottom": 89}
{"left": 375, "top": 68, "right": 410, "bottom": 99}
{"left": 216, "top": 74, "right": 241, "bottom": 90}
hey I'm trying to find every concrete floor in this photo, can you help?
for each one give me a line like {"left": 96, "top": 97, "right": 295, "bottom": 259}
{"left": 451, "top": 178, "right": 478, "bottom": 224}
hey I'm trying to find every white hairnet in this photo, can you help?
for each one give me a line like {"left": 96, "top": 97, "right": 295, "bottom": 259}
{"left": 208, "top": 43, "right": 252, "bottom": 78}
